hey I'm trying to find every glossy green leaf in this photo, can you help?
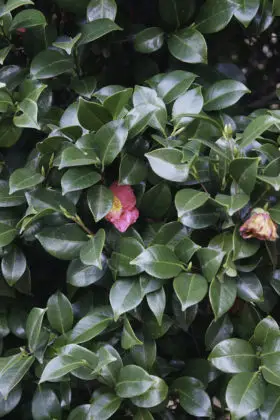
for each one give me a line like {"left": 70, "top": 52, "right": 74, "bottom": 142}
{"left": 94, "top": 119, "right": 128, "bottom": 168}
{"left": 61, "top": 167, "right": 101, "bottom": 195}
{"left": 0, "top": 120, "right": 22, "bottom": 148}
{"left": 116, "top": 365, "right": 154, "bottom": 398}
{"left": 147, "top": 287, "right": 166, "bottom": 325}
{"left": 13, "top": 99, "right": 40, "bottom": 130}
{"left": 69, "top": 307, "right": 113, "bottom": 344}
{"left": 204, "top": 80, "right": 249, "bottom": 111}
{"left": 88, "top": 390, "right": 121, "bottom": 420}
{"left": 205, "top": 314, "right": 233, "bottom": 350}
{"left": 121, "top": 316, "right": 143, "bottom": 350}
{"left": 26, "top": 187, "right": 76, "bottom": 215}
{"left": 0, "top": 353, "right": 34, "bottom": 398}
{"left": 172, "top": 376, "right": 212, "bottom": 417}
{"left": 1, "top": 246, "right": 26, "bottom": 286}
{"left": 260, "top": 384, "right": 280, "bottom": 419}
{"left": 0, "top": 223, "right": 17, "bottom": 247}
{"left": 133, "top": 409, "right": 154, "bottom": 420}
{"left": 79, "top": 18, "right": 122, "bottom": 45}
{"left": 130, "top": 245, "right": 183, "bottom": 279}
{"left": 134, "top": 27, "right": 164, "bottom": 54}
{"left": 26, "top": 307, "right": 47, "bottom": 353}
{"left": 140, "top": 183, "right": 171, "bottom": 218}
{"left": 53, "top": 34, "right": 81, "bottom": 55}
{"left": 35, "top": 224, "right": 87, "bottom": 260}
{"left": 172, "top": 87, "right": 204, "bottom": 127}
{"left": 168, "top": 28, "right": 207, "bottom": 63}
{"left": 159, "top": 0, "right": 195, "bottom": 27}
{"left": 9, "top": 168, "right": 44, "bottom": 194}
{"left": 197, "top": 248, "right": 225, "bottom": 282}
{"left": 234, "top": 0, "right": 260, "bottom": 26}
{"left": 59, "top": 146, "right": 98, "bottom": 169}
{"left": 215, "top": 193, "right": 249, "bottom": 216}
{"left": 226, "top": 372, "right": 265, "bottom": 418}
{"left": 146, "top": 148, "right": 189, "bottom": 182}
{"left": 70, "top": 76, "right": 96, "bottom": 99}
{"left": 39, "top": 356, "right": 86, "bottom": 383}
{"left": 77, "top": 98, "right": 111, "bottom": 131}
{"left": 209, "top": 275, "right": 237, "bottom": 320}
{"left": 173, "top": 273, "right": 208, "bottom": 311}
{"left": 175, "top": 237, "right": 200, "bottom": 263}
{"left": 237, "top": 272, "right": 263, "bottom": 302}
{"left": 254, "top": 316, "right": 279, "bottom": 346}
{"left": 196, "top": 0, "right": 236, "bottom": 33}
{"left": 0, "top": 0, "right": 33, "bottom": 16}
{"left": 0, "top": 386, "right": 22, "bottom": 417}
{"left": 32, "top": 387, "right": 61, "bottom": 420}
{"left": 80, "top": 229, "right": 105, "bottom": 268}
{"left": 240, "top": 115, "right": 278, "bottom": 148}
{"left": 156, "top": 70, "right": 197, "bottom": 104}
{"left": 10, "top": 9, "right": 46, "bottom": 31}
{"left": 125, "top": 105, "right": 156, "bottom": 139}
{"left": 119, "top": 154, "right": 148, "bottom": 185}
{"left": 109, "top": 278, "right": 143, "bottom": 320}
{"left": 30, "top": 50, "right": 73, "bottom": 79}
{"left": 261, "top": 335, "right": 280, "bottom": 386}
{"left": 67, "top": 405, "right": 90, "bottom": 420}
{"left": 233, "top": 227, "right": 260, "bottom": 260}
{"left": 133, "top": 86, "right": 167, "bottom": 133}
{"left": 87, "top": 185, "right": 113, "bottom": 222}
{"left": 87, "top": 0, "right": 117, "bottom": 21}
{"left": 209, "top": 338, "right": 257, "bottom": 372}
{"left": 47, "top": 291, "right": 73, "bottom": 334}
{"left": 67, "top": 257, "right": 107, "bottom": 287}
{"left": 175, "top": 188, "right": 209, "bottom": 217}
{"left": 229, "top": 158, "right": 259, "bottom": 195}
{"left": 131, "top": 375, "right": 168, "bottom": 408}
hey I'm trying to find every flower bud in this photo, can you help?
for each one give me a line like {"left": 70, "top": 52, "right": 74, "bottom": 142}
{"left": 240, "top": 208, "right": 278, "bottom": 241}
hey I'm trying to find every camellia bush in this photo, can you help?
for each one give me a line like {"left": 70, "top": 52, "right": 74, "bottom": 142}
{"left": 2, "top": 0, "right": 280, "bottom": 418}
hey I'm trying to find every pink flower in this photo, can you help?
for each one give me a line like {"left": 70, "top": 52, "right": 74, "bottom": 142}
{"left": 105, "top": 182, "right": 139, "bottom": 232}
{"left": 16, "top": 28, "right": 26, "bottom": 34}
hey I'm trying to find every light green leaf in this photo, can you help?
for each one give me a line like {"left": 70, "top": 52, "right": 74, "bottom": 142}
{"left": 80, "top": 229, "right": 105, "bottom": 269}
{"left": 0, "top": 353, "right": 34, "bottom": 398}
{"left": 197, "top": 248, "right": 225, "bottom": 282}
{"left": 39, "top": 356, "right": 85, "bottom": 383}
{"left": 121, "top": 316, "right": 143, "bottom": 350}
{"left": 172, "top": 87, "right": 204, "bottom": 127}
{"left": 215, "top": 193, "right": 249, "bottom": 216}
{"left": 53, "top": 33, "right": 81, "bottom": 55}
{"left": 131, "top": 375, "right": 168, "bottom": 408}
{"left": 234, "top": 0, "right": 260, "bottom": 27}
{"left": 226, "top": 372, "right": 265, "bottom": 418}
{"left": 0, "top": 0, "right": 33, "bottom": 17}
{"left": 67, "top": 257, "right": 107, "bottom": 287}
{"left": 156, "top": 70, "right": 197, "bottom": 104}
{"left": 9, "top": 168, "right": 44, "bottom": 193}
{"left": 175, "top": 188, "right": 209, "bottom": 217}
{"left": 1, "top": 246, "right": 26, "bottom": 286}
{"left": 240, "top": 115, "right": 278, "bottom": 148}
{"left": 32, "top": 387, "right": 61, "bottom": 420}
{"left": 88, "top": 390, "right": 121, "bottom": 420}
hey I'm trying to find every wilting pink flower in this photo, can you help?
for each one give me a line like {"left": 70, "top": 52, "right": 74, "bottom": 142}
{"left": 105, "top": 182, "right": 139, "bottom": 232}
{"left": 240, "top": 208, "right": 278, "bottom": 241}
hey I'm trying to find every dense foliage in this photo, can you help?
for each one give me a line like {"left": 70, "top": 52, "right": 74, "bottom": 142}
{"left": 1, "top": 0, "right": 280, "bottom": 418}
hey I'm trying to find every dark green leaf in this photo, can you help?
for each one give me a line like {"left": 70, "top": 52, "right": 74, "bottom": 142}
{"left": 121, "top": 316, "right": 143, "bottom": 350}
{"left": 59, "top": 146, "right": 98, "bottom": 169}
{"left": 116, "top": 365, "right": 153, "bottom": 398}
{"left": 209, "top": 275, "right": 237, "bottom": 320}
{"left": 61, "top": 167, "right": 101, "bottom": 195}
{"left": 10, "top": 9, "right": 46, "bottom": 31}
{"left": 47, "top": 291, "right": 73, "bottom": 334}
{"left": 80, "top": 229, "right": 105, "bottom": 268}
{"left": 109, "top": 278, "right": 143, "bottom": 320}
{"left": 209, "top": 338, "right": 257, "bottom": 372}
{"left": 131, "top": 375, "right": 168, "bottom": 408}
{"left": 197, "top": 248, "right": 225, "bottom": 282}
{"left": 79, "top": 19, "right": 122, "bottom": 45}
{"left": 240, "top": 115, "right": 278, "bottom": 148}
{"left": 26, "top": 307, "right": 47, "bottom": 353}
{"left": 173, "top": 273, "right": 208, "bottom": 310}
{"left": 156, "top": 70, "right": 197, "bottom": 104}
{"left": 9, "top": 168, "right": 44, "bottom": 194}
{"left": 196, "top": 0, "right": 236, "bottom": 33}
{"left": 204, "top": 80, "right": 249, "bottom": 111}
{"left": 229, "top": 158, "right": 259, "bottom": 195}
{"left": 67, "top": 257, "right": 107, "bottom": 287}
{"left": 0, "top": 386, "right": 22, "bottom": 417}
{"left": 146, "top": 148, "right": 189, "bottom": 182}
{"left": 0, "top": 223, "right": 17, "bottom": 247}
{"left": 32, "top": 387, "right": 61, "bottom": 420}
{"left": 87, "top": 185, "right": 113, "bottom": 222}
{"left": 131, "top": 245, "right": 184, "bottom": 279}
{"left": 87, "top": 0, "right": 117, "bottom": 21}
{"left": 1, "top": 246, "right": 26, "bottom": 286}
{"left": 35, "top": 224, "right": 87, "bottom": 260}
{"left": 237, "top": 272, "right": 263, "bottom": 302}
{"left": 234, "top": 0, "right": 260, "bottom": 27}
{"left": 77, "top": 98, "right": 111, "bottom": 131}
{"left": 147, "top": 287, "right": 166, "bottom": 325}
{"left": 0, "top": 353, "right": 35, "bottom": 398}
{"left": 168, "top": 28, "right": 207, "bottom": 64}
{"left": 119, "top": 154, "right": 148, "bottom": 185}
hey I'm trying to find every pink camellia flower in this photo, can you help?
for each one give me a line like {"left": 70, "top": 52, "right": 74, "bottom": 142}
{"left": 105, "top": 182, "right": 139, "bottom": 232}
{"left": 16, "top": 28, "right": 26, "bottom": 34}
{"left": 240, "top": 208, "right": 278, "bottom": 241}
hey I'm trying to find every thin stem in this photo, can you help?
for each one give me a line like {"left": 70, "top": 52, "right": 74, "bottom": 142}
{"left": 74, "top": 215, "right": 94, "bottom": 236}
